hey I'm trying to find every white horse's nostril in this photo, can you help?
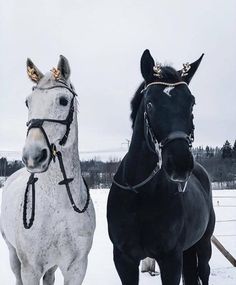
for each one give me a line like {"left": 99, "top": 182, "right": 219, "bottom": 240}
{"left": 35, "top": 149, "right": 48, "bottom": 163}
{"left": 22, "top": 146, "right": 49, "bottom": 170}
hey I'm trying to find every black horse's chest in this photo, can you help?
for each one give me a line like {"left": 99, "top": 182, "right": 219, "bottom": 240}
{"left": 138, "top": 192, "right": 184, "bottom": 253}
{"left": 107, "top": 187, "right": 184, "bottom": 259}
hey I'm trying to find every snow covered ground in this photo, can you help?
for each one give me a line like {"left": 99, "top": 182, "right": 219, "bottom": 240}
{"left": 0, "top": 189, "right": 235, "bottom": 284}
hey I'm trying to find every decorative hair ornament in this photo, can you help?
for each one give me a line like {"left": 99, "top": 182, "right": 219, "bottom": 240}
{"left": 27, "top": 67, "right": 39, "bottom": 82}
{"left": 181, "top": 62, "right": 191, "bottom": 77}
{"left": 51, "top": 67, "right": 61, "bottom": 80}
{"left": 153, "top": 62, "right": 162, "bottom": 78}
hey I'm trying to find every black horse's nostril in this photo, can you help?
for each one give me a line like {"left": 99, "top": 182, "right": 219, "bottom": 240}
{"left": 171, "top": 171, "right": 190, "bottom": 182}
{"left": 35, "top": 149, "right": 48, "bottom": 163}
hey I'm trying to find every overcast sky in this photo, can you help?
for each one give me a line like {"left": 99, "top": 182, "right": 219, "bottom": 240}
{"left": 0, "top": 0, "right": 235, "bottom": 159}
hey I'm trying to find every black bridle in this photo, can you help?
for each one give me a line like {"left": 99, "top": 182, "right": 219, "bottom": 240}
{"left": 143, "top": 81, "right": 194, "bottom": 154}
{"left": 23, "top": 80, "right": 90, "bottom": 229}
{"left": 113, "top": 81, "right": 194, "bottom": 193}
{"left": 143, "top": 112, "right": 194, "bottom": 156}
{"left": 27, "top": 80, "right": 77, "bottom": 148}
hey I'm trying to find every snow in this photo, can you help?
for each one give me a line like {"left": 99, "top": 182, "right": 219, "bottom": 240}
{"left": 0, "top": 189, "right": 236, "bottom": 284}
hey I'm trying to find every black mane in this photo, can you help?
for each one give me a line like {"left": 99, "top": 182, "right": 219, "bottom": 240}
{"left": 130, "top": 66, "right": 181, "bottom": 128}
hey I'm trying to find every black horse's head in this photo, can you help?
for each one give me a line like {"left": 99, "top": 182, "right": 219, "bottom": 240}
{"left": 139, "top": 49, "right": 203, "bottom": 183}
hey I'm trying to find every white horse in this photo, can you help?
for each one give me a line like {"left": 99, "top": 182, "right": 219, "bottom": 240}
{"left": 1, "top": 56, "right": 96, "bottom": 285}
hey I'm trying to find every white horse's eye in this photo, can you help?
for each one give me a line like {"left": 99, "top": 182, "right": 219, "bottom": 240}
{"left": 59, "top": 97, "right": 68, "bottom": 106}
{"left": 25, "top": 100, "right": 29, "bottom": 108}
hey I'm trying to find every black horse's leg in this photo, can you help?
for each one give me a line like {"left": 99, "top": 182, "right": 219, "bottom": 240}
{"left": 196, "top": 236, "right": 212, "bottom": 285}
{"left": 182, "top": 245, "right": 201, "bottom": 285}
{"left": 113, "top": 246, "right": 140, "bottom": 285}
{"left": 157, "top": 250, "right": 182, "bottom": 285}
{"left": 196, "top": 210, "right": 215, "bottom": 285}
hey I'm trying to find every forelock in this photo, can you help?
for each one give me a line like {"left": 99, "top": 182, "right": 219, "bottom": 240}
{"left": 37, "top": 72, "right": 56, "bottom": 88}
{"left": 130, "top": 65, "right": 181, "bottom": 128}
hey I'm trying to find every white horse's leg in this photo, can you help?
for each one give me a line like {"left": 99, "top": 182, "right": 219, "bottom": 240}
{"left": 5, "top": 240, "right": 23, "bottom": 285}
{"left": 43, "top": 266, "right": 58, "bottom": 285}
{"left": 62, "top": 257, "right": 88, "bottom": 285}
{"left": 21, "top": 265, "right": 41, "bottom": 285}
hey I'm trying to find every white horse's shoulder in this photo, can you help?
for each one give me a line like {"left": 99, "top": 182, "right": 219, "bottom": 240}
{"left": 3, "top": 167, "right": 29, "bottom": 190}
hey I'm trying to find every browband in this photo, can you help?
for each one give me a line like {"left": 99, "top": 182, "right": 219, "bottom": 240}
{"left": 142, "top": 81, "right": 188, "bottom": 93}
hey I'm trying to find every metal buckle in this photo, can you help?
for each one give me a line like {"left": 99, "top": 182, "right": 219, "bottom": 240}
{"left": 51, "top": 144, "right": 57, "bottom": 162}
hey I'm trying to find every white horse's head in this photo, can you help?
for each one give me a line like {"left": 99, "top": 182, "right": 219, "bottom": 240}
{"left": 22, "top": 55, "right": 77, "bottom": 173}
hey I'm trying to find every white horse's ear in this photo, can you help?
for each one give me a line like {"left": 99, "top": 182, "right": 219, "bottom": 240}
{"left": 57, "top": 55, "right": 71, "bottom": 81}
{"left": 26, "top": 58, "right": 44, "bottom": 83}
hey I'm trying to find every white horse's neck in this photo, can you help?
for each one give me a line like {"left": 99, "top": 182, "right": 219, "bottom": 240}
{"left": 47, "top": 109, "right": 81, "bottom": 178}
{"left": 34, "top": 107, "right": 86, "bottom": 208}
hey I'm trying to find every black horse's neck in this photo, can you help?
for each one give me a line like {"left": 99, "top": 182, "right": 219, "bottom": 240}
{"left": 123, "top": 100, "right": 159, "bottom": 186}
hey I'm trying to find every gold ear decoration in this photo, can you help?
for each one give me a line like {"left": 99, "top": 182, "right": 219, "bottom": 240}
{"left": 51, "top": 67, "right": 61, "bottom": 80}
{"left": 153, "top": 63, "right": 162, "bottom": 78}
{"left": 27, "top": 66, "right": 39, "bottom": 82}
{"left": 181, "top": 62, "right": 191, "bottom": 77}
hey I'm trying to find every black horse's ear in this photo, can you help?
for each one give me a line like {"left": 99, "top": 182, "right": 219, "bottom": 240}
{"left": 57, "top": 55, "right": 71, "bottom": 81}
{"left": 141, "top": 49, "right": 155, "bottom": 83}
{"left": 26, "top": 58, "right": 44, "bottom": 83}
{"left": 179, "top": 54, "right": 204, "bottom": 84}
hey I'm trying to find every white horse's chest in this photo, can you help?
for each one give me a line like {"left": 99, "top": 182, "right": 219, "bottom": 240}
{"left": 1, "top": 168, "right": 95, "bottom": 267}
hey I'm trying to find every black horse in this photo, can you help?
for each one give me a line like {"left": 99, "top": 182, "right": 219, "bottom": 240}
{"left": 107, "top": 50, "right": 215, "bottom": 285}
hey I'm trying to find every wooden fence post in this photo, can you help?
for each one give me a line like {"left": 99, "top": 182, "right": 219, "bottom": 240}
{"left": 211, "top": 235, "right": 236, "bottom": 267}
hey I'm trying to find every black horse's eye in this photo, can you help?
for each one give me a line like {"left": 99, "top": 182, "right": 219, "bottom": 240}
{"left": 147, "top": 102, "right": 153, "bottom": 111}
{"left": 59, "top": 97, "right": 68, "bottom": 106}
{"left": 25, "top": 100, "right": 29, "bottom": 108}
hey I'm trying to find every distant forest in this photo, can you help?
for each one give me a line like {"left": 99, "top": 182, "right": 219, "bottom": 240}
{"left": 1, "top": 140, "right": 236, "bottom": 189}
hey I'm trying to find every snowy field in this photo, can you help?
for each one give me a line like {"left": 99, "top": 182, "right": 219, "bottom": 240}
{"left": 0, "top": 189, "right": 236, "bottom": 284}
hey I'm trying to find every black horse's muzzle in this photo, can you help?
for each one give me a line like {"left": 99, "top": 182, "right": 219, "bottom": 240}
{"left": 161, "top": 136, "right": 194, "bottom": 183}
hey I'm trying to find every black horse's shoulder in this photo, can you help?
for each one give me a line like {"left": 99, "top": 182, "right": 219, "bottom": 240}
{"left": 192, "top": 161, "right": 211, "bottom": 192}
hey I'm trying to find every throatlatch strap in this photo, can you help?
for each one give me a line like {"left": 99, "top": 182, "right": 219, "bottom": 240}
{"left": 57, "top": 151, "right": 90, "bottom": 213}
{"left": 113, "top": 164, "right": 160, "bottom": 193}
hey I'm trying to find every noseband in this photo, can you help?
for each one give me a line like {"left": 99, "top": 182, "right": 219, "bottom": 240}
{"left": 23, "top": 80, "right": 90, "bottom": 229}
{"left": 113, "top": 81, "right": 194, "bottom": 193}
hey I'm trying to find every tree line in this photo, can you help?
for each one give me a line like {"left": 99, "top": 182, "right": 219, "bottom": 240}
{"left": 0, "top": 139, "right": 236, "bottom": 189}
{"left": 192, "top": 140, "right": 236, "bottom": 189}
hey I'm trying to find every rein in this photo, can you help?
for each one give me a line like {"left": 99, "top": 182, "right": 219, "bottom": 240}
{"left": 23, "top": 81, "right": 90, "bottom": 229}
{"left": 113, "top": 81, "right": 193, "bottom": 193}
{"left": 113, "top": 164, "right": 161, "bottom": 194}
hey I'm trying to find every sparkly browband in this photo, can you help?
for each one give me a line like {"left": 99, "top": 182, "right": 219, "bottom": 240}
{"left": 141, "top": 81, "right": 188, "bottom": 93}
